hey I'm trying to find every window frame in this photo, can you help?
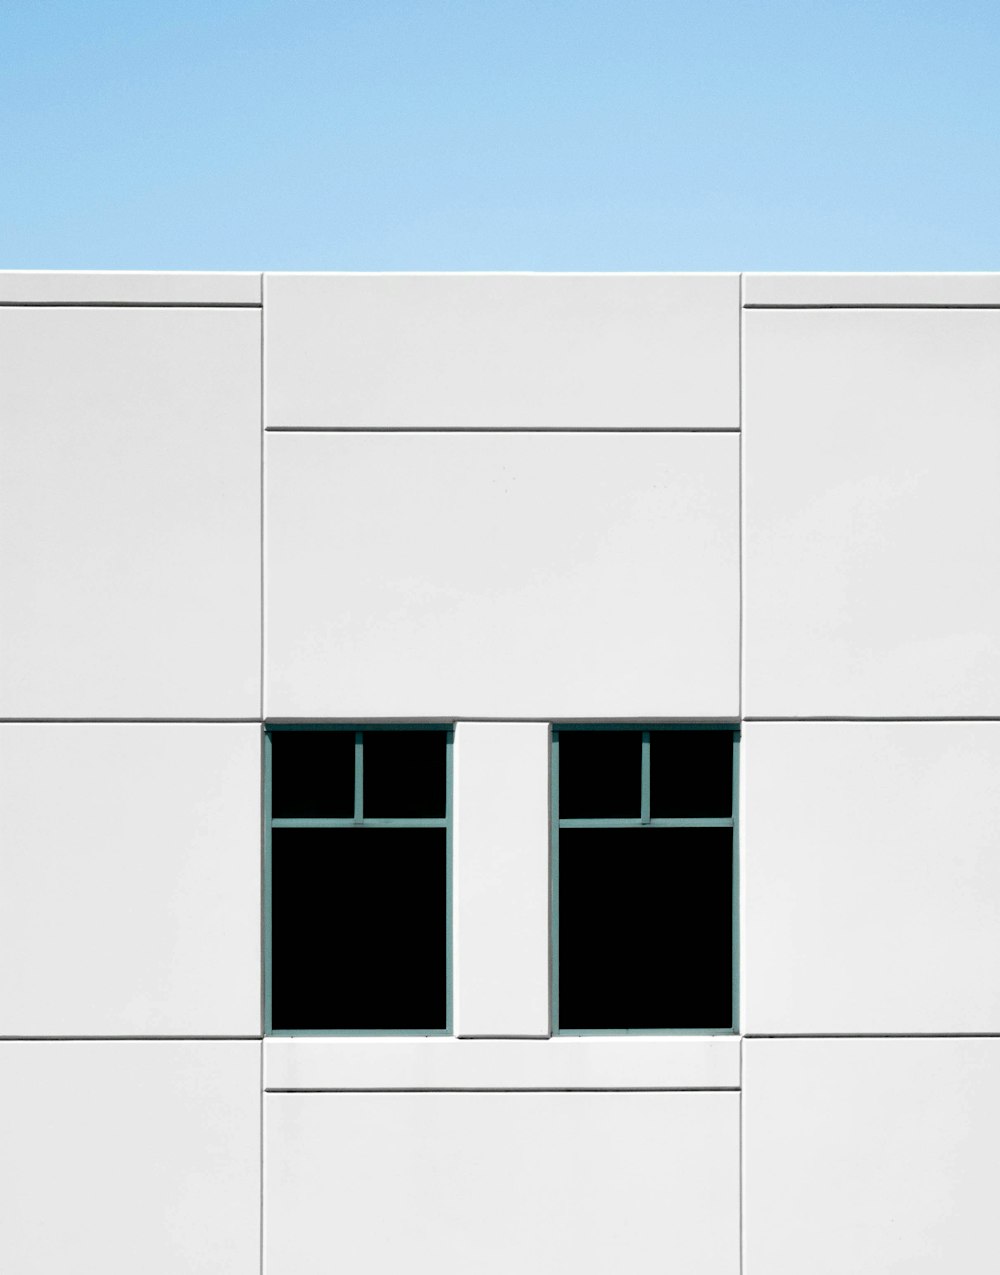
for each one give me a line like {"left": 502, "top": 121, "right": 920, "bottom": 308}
{"left": 263, "top": 723, "right": 454, "bottom": 1037}
{"left": 550, "top": 723, "right": 740, "bottom": 1037}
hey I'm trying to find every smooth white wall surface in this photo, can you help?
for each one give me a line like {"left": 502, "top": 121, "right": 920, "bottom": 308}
{"left": 743, "top": 1039, "right": 1000, "bottom": 1275}
{"left": 0, "top": 306, "right": 261, "bottom": 718}
{"left": 0, "top": 270, "right": 261, "bottom": 304}
{"left": 0, "top": 1041, "right": 260, "bottom": 1275}
{"left": 264, "top": 273, "right": 739, "bottom": 431}
{"left": 266, "top": 1091, "right": 739, "bottom": 1275}
{"left": 264, "top": 1035, "right": 741, "bottom": 1090}
{"left": 454, "top": 722, "right": 550, "bottom": 1037}
{"left": 743, "top": 307, "right": 1000, "bottom": 717}
{"left": 0, "top": 723, "right": 261, "bottom": 1035}
{"left": 742, "top": 722, "right": 1000, "bottom": 1034}
{"left": 265, "top": 431, "right": 739, "bottom": 718}
{"left": 8, "top": 268, "right": 1000, "bottom": 1270}
{"left": 743, "top": 271, "right": 1000, "bottom": 305}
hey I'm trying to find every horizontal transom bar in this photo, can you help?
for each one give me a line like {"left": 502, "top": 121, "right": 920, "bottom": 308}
{"left": 558, "top": 817, "right": 733, "bottom": 829}
{"left": 272, "top": 817, "right": 448, "bottom": 829}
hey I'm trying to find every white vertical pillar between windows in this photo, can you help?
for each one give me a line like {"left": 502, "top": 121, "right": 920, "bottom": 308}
{"left": 454, "top": 722, "right": 551, "bottom": 1038}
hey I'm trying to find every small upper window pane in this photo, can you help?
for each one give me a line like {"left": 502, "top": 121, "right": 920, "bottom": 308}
{"left": 270, "top": 729, "right": 354, "bottom": 818}
{"left": 649, "top": 730, "right": 732, "bottom": 818}
{"left": 558, "top": 730, "right": 640, "bottom": 819}
{"left": 363, "top": 730, "right": 447, "bottom": 818}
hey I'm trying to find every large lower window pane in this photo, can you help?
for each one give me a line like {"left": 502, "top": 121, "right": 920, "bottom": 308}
{"left": 558, "top": 827, "right": 732, "bottom": 1030}
{"left": 270, "top": 827, "right": 447, "bottom": 1031}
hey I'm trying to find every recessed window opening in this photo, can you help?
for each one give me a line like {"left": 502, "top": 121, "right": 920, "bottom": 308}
{"left": 264, "top": 726, "right": 452, "bottom": 1035}
{"left": 553, "top": 725, "right": 738, "bottom": 1035}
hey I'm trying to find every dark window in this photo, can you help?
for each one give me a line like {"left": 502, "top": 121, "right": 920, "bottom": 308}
{"left": 557, "top": 729, "right": 641, "bottom": 819}
{"left": 554, "top": 727, "right": 737, "bottom": 1033}
{"left": 270, "top": 729, "right": 355, "bottom": 819}
{"left": 266, "top": 727, "right": 451, "bottom": 1034}
{"left": 362, "top": 729, "right": 447, "bottom": 818}
{"left": 650, "top": 729, "right": 732, "bottom": 818}
{"left": 270, "top": 828, "right": 446, "bottom": 1031}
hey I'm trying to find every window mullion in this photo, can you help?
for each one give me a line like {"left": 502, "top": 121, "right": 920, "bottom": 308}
{"left": 640, "top": 730, "right": 650, "bottom": 825}
{"left": 354, "top": 730, "right": 363, "bottom": 824}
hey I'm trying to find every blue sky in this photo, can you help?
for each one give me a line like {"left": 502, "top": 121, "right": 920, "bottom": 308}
{"left": 2, "top": 1, "right": 998, "bottom": 269}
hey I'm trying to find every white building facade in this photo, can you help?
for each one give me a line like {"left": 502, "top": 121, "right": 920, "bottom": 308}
{"left": 1, "top": 270, "right": 999, "bottom": 1272}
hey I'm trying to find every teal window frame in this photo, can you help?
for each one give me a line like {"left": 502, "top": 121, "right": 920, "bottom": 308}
{"left": 550, "top": 723, "right": 740, "bottom": 1037}
{"left": 263, "top": 723, "right": 454, "bottom": 1037}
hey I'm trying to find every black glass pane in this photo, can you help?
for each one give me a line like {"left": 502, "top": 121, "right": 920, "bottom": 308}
{"left": 558, "top": 730, "right": 641, "bottom": 819}
{"left": 650, "top": 731, "right": 733, "bottom": 818}
{"left": 270, "top": 730, "right": 355, "bottom": 818}
{"left": 270, "top": 827, "right": 446, "bottom": 1031}
{"left": 558, "top": 827, "right": 732, "bottom": 1030}
{"left": 363, "top": 731, "right": 446, "bottom": 818}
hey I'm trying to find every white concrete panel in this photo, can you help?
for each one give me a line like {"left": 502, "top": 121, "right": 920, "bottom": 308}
{"left": 0, "top": 270, "right": 261, "bottom": 304}
{"left": 264, "top": 1034, "right": 740, "bottom": 1090}
{"left": 742, "top": 722, "right": 1000, "bottom": 1034}
{"left": 0, "top": 1041, "right": 260, "bottom": 1275}
{"left": 0, "top": 723, "right": 261, "bottom": 1035}
{"left": 264, "top": 272, "right": 739, "bottom": 430}
{"left": 265, "top": 432, "right": 739, "bottom": 718}
{"left": 0, "top": 306, "right": 261, "bottom": 717}
{"left": 744, "top": 308, "right": 1000, "bottom": 716}
{"left": 744, "top": 1038, "right": 1000, "bottom": 1275}
{"left": 266, "top": 1091, "right": 739, "bottom": 1275}
{"left": 454, "top": 722, "right": 550, "bottom": 1037}
{"left": 744, "top": 271, "right": 1000, "bottom": 306}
